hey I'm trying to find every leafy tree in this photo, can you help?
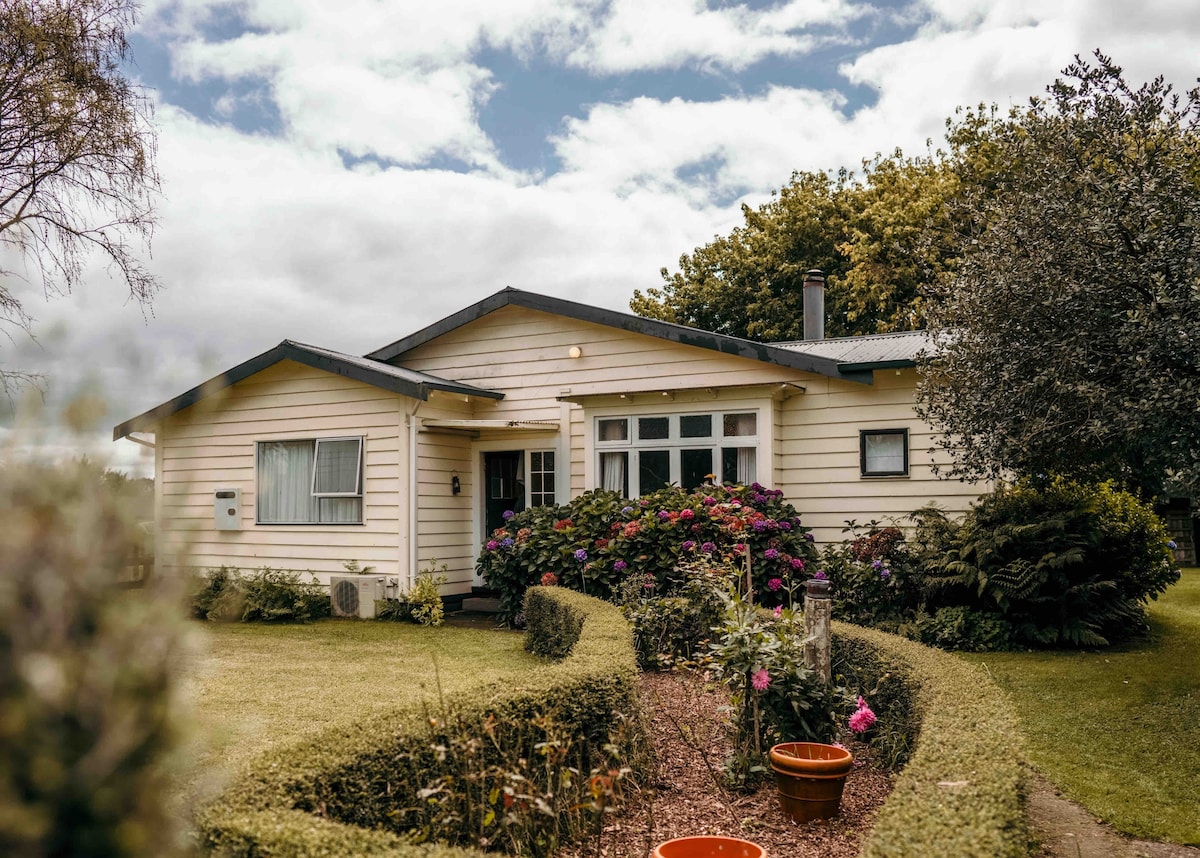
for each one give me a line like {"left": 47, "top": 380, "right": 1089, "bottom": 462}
{"left": 0, "top": 0, "right": 159, "bottom": 391}
{"left": 632, "top": 154, "right": 958, "bottom": 340}
{"left": 917, "top": 52, "right": 1200, "bottom": 497}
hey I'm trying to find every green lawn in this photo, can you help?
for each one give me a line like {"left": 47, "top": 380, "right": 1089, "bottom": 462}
{"left": 187, "top": 620, "right": 537, "bottom": 771}
{"left": 962, "top": 568, "right": 1200, "bottom": 845}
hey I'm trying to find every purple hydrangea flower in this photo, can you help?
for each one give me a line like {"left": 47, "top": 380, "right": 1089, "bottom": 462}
{"left": 574, "top": 548, "right": 588, "bottom": 562}
{"left": 768, "top": 577, "right": 783, "bottom": 591}
{"left": 805, "top": 533, "right": 815, "bottom": 542}
{"left": 682, "top": 540, "right": 696, "bottom": 551}
{"left": 502, "top": 509, "right": 515, "bottom": 521}
{"left": 872, "top": 559, "right": 883, "bottom": 569}
{"left": 657, "top": 510, "right": 671, "bottom": 520}
{"left": 621, "top": 506, "right": 634, "bottom": 515}
{"left": 880, "top": 568, "right": 891, "bottom": 580}
{"left": 752, "top": 519, "right": 768, "bottom": 532}
{"left": 701, "top": 541, "right": 716, "bottom": 553}
{"left": 1169, "top": 540, "right": 1178, "bottom": 550}
{"left": 500, "top": 537, "right": 514, "bottom": 548}
{"left": 813, "top": 571, "right": 828, "bottom": 580}
{"left": 764, "top": 548, "right": 780, "bottom": 560}
{"left": 780, "top": 521, "right": 792, "bottom": 531}
{"left": 613, "top": 560, "right": 629, "bottom": 572}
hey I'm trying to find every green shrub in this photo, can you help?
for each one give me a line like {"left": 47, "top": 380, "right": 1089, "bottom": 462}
{"left": 922, "top": 477, "right": 1180, "bottom": 646}
{"left": 374, "top": 598, "right": 414, "bottom": 622}
{"left": 191, "top": 567, "right": 329, "bottom": 623}
{"left": 196, "top": 589, "right": 646, "bottom": 858}
{"left": 523, "top": 586, "right": 584, "bottom": 659}
{"left": 906, "top": 606, "right": 1015, "bottom": 652}
{"left": 833, "top": 623, "right": 1027, "bottom": 858}
{"left": 409, "top": 562, "right": 447, "bottom": 627}
{"left": 822, "top": 523, "right": 925, "bottom": 632}
{"left": 618, "top": 560, "right": 726, "bottom": 670}
{"left": 0, "top": 461, "right": 194, "bottom": 857}
{"left": 477, "top": 484, "right": 818, "bottom": 622}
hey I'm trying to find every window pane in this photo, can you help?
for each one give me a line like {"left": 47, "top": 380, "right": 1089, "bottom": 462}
{"left": 318, "top": 496, "right": 362, "bottom": 524}
{"left": 541, "top": 451, "right": 554, "bottom": 470}
{"left": 313, "top": 438, "right": 361, "bottom": 494}
{"left": 723, "top": 413, "right": 757, "bottom": 437}
{"left": 638, "top": 450, "right": 671, "bottom": 493}
{"left": 258, "top": 440, "right": 318, "bottom": 523}
{"left": 864, "top": 432, "right": 906, "bottom": 474}
{"left": 600, "top": 451, "right": 628, "bottom": 495}
{"left": 721, "top": 447, "right": 757, "bottom": 485}
{"left": 681, "top": 448, "right": 713, "bottom": 490}
{"left": 599, "top": 419, "right": 628, "bottom": 442}
{"left": 638, "top": 417, "right": 669, "bottom": 440}
{"left": 529, "top": 450, "right": 555, "bottom": 506}
{"left": 680, "top": 414, "right": 712, "bottom": 438}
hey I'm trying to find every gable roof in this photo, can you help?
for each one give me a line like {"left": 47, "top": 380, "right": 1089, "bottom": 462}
{"left": 365, "top": 287, "right": 875, "bottom": 385}
{"left": 112, "top": 340, "right": 502, "bottom": 440}
{"left": 773, "top": 330, "right": 932, "bottom": 371}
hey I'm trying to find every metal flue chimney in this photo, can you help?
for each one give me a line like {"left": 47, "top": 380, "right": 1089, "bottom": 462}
{"left": 803, "top": 269, "right": 825, "bottom": 341}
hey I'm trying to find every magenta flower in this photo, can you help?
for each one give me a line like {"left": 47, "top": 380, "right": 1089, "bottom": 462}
{"left": 485, "top": 540, "right": 499, "bottom": 551}
{"left": 813, "top": 570, "right": 828, "bottom": 580}
{"left": 764, "top": 548, "right": 780, "bottom": 560}
{"left": 751, "top": 669, "right": 770, "bottom": 691}
{"left": 702, "top": 496, "right": 717, "bottom": 506}
{"left": 791, "top": 558, "right": 806, "bottom": 571}
{"left": 680, "top": 508, "right": 695, "bottom": 520}
{"left": 768, "top": 577, "right": 783, "bottom": 591}
{"left": 773, "top": 605, "right": 783, "bottom": 618}
{"left": 849, "top": 698, "right": 877, "bottom": 733}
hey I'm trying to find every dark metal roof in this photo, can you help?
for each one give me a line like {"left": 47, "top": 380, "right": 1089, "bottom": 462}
{"left": 112, "top": 340, "right": 503, "bottom": 440}
{"left": 365, "top": 287, "right": 873, "bottom": 385}
{"left": 772, "top": 330, "right": 933, "bottom": 371}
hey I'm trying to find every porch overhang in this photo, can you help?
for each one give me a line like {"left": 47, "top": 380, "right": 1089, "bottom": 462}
{"left": 419, "top": 418, "right": 560, "bottom": 432}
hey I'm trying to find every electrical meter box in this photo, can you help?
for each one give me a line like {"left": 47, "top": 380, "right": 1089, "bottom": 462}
{"left": 214, "top": 488, "right": 242, "bottom": 531}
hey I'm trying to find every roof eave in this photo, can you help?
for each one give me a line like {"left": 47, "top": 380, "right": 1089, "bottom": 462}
{"left": 112, "top": 342, "right": 503, "bottom": 441}
{"left": 366, "top": 288, "right": 868, "bottom": 384}
{"left": 837, "top": 359, "right": 917, "bottom": 373}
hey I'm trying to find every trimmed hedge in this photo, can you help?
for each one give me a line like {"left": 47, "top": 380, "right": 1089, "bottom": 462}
{"left": 833, "top": 622, "right": 1027, "bottom": 858}
{"left": 196, "top": 588, "right": 642, "bottom": 857}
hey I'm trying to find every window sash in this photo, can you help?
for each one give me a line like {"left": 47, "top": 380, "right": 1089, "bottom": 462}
{"left": 312, "top": 437, "right": 363, "bottom": 496}
{"left": 257, "top": 437, "right": 364, "bottom": 524}
{"left": 861, "top": 429, "right": 908, "bottom": 476}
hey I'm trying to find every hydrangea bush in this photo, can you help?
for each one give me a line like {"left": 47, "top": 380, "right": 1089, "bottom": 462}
{"left": 476, "top": 484, "right": 819, "bottom": 622}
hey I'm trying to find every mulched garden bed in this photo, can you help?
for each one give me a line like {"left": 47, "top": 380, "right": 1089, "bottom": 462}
{"left": 560, "top": 671, "right": 893, "bottom": 857}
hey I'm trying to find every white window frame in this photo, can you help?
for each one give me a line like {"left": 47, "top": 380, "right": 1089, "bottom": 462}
{"left": 255, "top": 436, "right": 365, "bottom": 525}
{"left": 312, "top": 436, "right": 364, "bottom": 497}
{"left": 528, "top": 448, "right": 557, "bottom": 508}
{"left": 593, "top": 410, "right": 760, "bottom": 496}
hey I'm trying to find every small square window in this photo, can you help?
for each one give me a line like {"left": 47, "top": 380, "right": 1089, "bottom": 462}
{"left": 723, "top": 413, "right": 756, "bottom": 437}
{"left": 860, "top": 429, "right": 908, "bottom": 477}
{"left": 680, "top": 414, "right": 712, "bottom": 438}
{"left": 598, "top": 418, "right": 628, "bottom": 442}
{"left": 638, "top": 417, "right": 670, "bottom": 440}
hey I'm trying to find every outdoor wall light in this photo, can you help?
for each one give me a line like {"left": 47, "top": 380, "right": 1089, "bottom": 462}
{"left": 568, "top": 346, "right": 583, "bottom": 359}
{"left": 451, "top": 474, "right": 461, "bottom": 495}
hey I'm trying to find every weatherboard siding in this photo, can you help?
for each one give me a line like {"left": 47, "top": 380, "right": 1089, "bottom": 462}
{"left": 779, "top": 368, "right": 985, "bottom": 543}
{"left": 156, "top": 360, "right": 406, "bottom": 583}
{"left": 414, "top": 395, "right": 477, "bottom": 593}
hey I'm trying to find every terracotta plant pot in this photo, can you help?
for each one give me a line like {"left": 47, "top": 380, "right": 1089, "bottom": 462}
{"left": 652, "top": 835, "right": 766, "bottom": 858}
{"left": 768, "top": 741, "right": 854, "bottom": 823}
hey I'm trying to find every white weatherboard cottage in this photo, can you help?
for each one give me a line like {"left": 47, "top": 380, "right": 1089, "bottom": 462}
{"left": 114, "top": 274, "right": 984, "bottom": 599}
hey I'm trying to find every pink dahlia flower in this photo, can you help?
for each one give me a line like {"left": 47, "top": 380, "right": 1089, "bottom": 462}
{"left": 751, "top": 669, "right": 771, "bottom": 692}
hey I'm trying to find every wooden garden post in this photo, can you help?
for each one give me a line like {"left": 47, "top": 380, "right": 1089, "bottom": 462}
{"left": 803, "top": 578, "right": 832, "bottom": 683}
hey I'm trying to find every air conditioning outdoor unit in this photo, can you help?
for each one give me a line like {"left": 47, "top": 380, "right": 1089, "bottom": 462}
{"left": 329, "top": 575, "right": 386, "bottom": 619}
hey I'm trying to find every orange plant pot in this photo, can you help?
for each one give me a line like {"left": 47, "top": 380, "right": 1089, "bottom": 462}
{"left": 768, "top": 741, "right": 854, "bottom": 823}
{"left": 651, "top": 835, "right": 766, "bottom": 858}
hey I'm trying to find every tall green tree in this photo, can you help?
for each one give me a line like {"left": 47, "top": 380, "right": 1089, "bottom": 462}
{"left": 917, "top": 52, "right": 1200, "bottom": 497}
{"left": 0, "top": 0, "right": 159, "bottom": 391}
{"left": 632, "top": 153, "right": 958, "bottom": 340}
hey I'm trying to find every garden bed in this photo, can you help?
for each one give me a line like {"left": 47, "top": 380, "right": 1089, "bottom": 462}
{"left": 559, "top": 671, "right": 893, "bottom": 858}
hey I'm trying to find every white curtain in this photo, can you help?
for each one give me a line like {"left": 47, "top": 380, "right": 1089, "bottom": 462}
{"left": 258, "top": 441, "right": 318, "bottom": 523}
{"left": 737, "top": 447, "right": 756, "bottom": 484}
{"left": 319, "top": 497, "right": 361, "bottom": 523}
{"left": 600, "top": 451, "right": 627, "bottom": 493}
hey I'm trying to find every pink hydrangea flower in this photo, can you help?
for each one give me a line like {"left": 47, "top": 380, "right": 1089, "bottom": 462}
{"left": 768, "top": 577, "right": 783, "bottom": 591}
{"left": 751, "top": 669, "right": 770, "bottom": 691}
{"left": 773, "top": 605, "right": 782, "bottom": 618}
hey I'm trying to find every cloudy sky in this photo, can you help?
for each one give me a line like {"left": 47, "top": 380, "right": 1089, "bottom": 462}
{"left": 2, "top": 0, "right": 1197, "bottom": 474}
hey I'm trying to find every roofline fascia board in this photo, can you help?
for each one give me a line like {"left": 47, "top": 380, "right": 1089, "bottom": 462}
{"left": 837, "top": 359, "right": 917, "bottom": 373}
{"left": 112, "top": 341, "right": 503, "bottom": 440}
{"left": 365, "top": 288, "right": 871, "bottom": 385}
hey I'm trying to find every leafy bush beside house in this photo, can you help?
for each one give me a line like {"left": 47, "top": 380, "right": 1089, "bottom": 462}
{"left": 477, "top": 484, "right": 818, "bottom": 622}
{"left": 823, "top": 478, "right": 1181, "bottom": 650}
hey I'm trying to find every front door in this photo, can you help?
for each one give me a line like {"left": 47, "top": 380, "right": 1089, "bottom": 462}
{"left": 483, "top": 451, "right": 524, "bottom": 535}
